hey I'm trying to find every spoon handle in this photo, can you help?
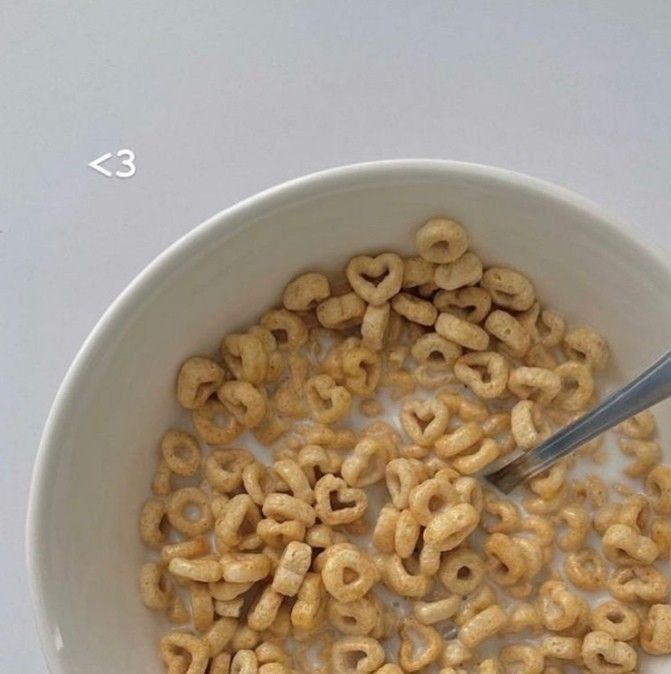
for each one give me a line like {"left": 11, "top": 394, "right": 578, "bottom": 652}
{"left": 486, "top": 349, "right": 671, "bottom": 494}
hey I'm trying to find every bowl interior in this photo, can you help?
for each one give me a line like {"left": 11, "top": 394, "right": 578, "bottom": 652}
{"left": 30, "top": 162, "right": 671, "bottom": 673}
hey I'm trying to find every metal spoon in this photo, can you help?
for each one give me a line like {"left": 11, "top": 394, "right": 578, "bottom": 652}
{"left": 485, "top": 349, "right": 671, "bottom": 494}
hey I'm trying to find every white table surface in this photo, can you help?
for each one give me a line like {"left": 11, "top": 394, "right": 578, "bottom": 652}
{"left": 2, "top": 1, "right": 670, "bottom": 670}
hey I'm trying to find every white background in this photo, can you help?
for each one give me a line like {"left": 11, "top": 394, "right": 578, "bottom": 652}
{"left": 1, "top": 1, "right": 670, "bottom": 670}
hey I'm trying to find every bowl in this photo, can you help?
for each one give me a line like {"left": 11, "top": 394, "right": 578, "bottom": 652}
{"left": 27, "top": 160, "right": 671, "bottom": 673}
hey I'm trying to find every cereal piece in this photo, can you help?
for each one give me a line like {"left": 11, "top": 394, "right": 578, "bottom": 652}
{"left": 291, "top": 572, "right": 327, "bottom": 631}
{"left": 394, "top": 509, "right": 421, "bottom": 558}
{"left": 262, "top": 493, "right": 316, "bottom": 528}
{"left": 139, "top": 497, "right": 169, "bottom": 548}
{"left": 504, "top": 602, "right": 542, "bottom": 634}
{"left": 411, "top": 332, "right": 462, "bottom": 371}
{"left": 398, "top": 618, "right": 443, "bottom": 670}
{"left": 433, "top": 287, "right": 491, "bottom": 323}
{"left": 272, "top": 541, "right": 312, "bottom": 596}
{"left": 230, "top": 649, "right": 259, "bottom": 674}
{"left": 540, "top": 636, "right": 581, "bottom": 662}
{"left": 562, "top": 326, "right": 609, "bottom": 370}
{"left": 372, "top": 504, "right": 400, "bottom": 553}
{"left": 343, "top": 346, "right": 381, "bottom": 397}
{"left": 434, "top": 251, "right": 483, "bottom": 290}
{"left": 161, "top": 537, "right": 209, "bottom": 564}
{"left": 581, "top": 631, "right": 637, "bottom": 674}
{"left": 602, "top": 524, "right": 659, "bottom": 566}
{"left": 607, "top": 565, "right": 669, "bottom": 603}
{"left": 159, "top": 632, "right": 209, "bottom": 674}
{"left": 283, "top": 272, "right": 331, "bottom": 311}
{"left": 391, "top": 292, "right": 437, "bottom": 326}
{"left": 651, "top": 518, "right": 671, "bottom": 559}
{"left": 537, "top": 580, "right": 589, "bottom": 635}
{"left": 435, "top": 313, "right": 489, "bottom": 351}
{"left": 160, "top": 430, "right": 202, "bottom": 476}
{"left": 439, "top": 548, "right": 486, "bottom": 596}
{"left": 328, "top": 596, "right": 378, "bottom": 636}
{"left": 563, "top": 548, "right": 607, "bottom": 591}
{"left": 218, "top": 381, "right": 267, "bottom": 428}
{"left": 480, "top": 267, "right": 535, "bottom": 311}
{"left": 193, "top": 397, "right": 243, "bottom": 448}
{"left": 177, "top": 357, "right": 226, "bottom": 410}
{"left": 507, "top": 366, "right": 561, "bottom": 407}
{"left": 385, "top": 458, "right": 428, "bottom": 510}
{"left": 260, "top": 309, "right": 308, "bottom": 350}
{"left": 511, "top": 400, "right": 551, "bottom": 449}
{"left": 215, "top": 494, "right": 261, "bottom": 549}
{"left": 424, "top": 503, "right": 479, "bottom": 552}
{"left": 459, "top": 605, "right": 507, "bottom": 648}
{"left": 646, "top": 464, "right": 671, "bottom": 514}
{"left": 484, "top": 309, "right": 530, "bottom": 358}
{"left": 400, "top": 398, "right": 449, "bottom": 447}
{"left": 314, "top": 474, "right": 368, "bottom": 526}
{"left": 361, "top": 303, "right": 390, "bottom": 351}
{"left": 518, "top": 302, "right": 566, "bottom": 348}
{"left": 257, "top": 518, "right": 305, "bottom": 548}
{"left": 331, "top": 636, "right": 385, "bottom": 674}
{"left": 205, "top": 617, "right": 236, "bottom": 656}
{"left": 139, "top": 562, "right": 173, "bottom": 610}
{"left": 557, "top": 505, "right": 590, "bottom": 552}
{"left": 590, "top": 601, "right": 640, "bottom": 641}
{"left": 452, "top": 437, "right": 500, "bottom": 475}
{"left": 151, "top": 459, "right": 173, "bottom": 496}
{"left": 381, "top": 554, "right": 430, "bottom": 598}
{"left": 641, "top": 603, "right": 671, "bottom": 655}
{"left": 408, "top": 473, "right": 458, "bottom": 525}
{"left": 247, "top": 586, "right": 284, "bottom": 631}
{"left": 482, "top": 493, "right": 520, "bottom": 534}
{"left": 322, "top": 544, "right": 379, "bottom": 602}
{"left": 317, "top": 292, "right": 366, "bottom": 329}
{"left": 190, "top": 582, "right": 215, "bottom": 632}
{"left": 206, "top": 449, "right": 255, "bottom": 494}
{"left": 273, "top": 458, "right": 313, "bottom": 503}
{"left": 416, "top": 218, "right": 468, "bottom": 264}
{"left": 221, "top": 333, "right": 268, "bottom": 384}
{"left": 454, "top": 352, "right": 509, "bottom": 398}
{"left": 619, "top": 438, "right": 660, "bottom": 477}
{"left": 169, "top": 557, "right": 223, "bottom": 583}
{"left": 210, "top": 652, "right": 232, "bottom": 674}
{"left": 167, "top": 487, "right": 214, "bottom": 537}
{"left": 242, "top": 462, "right": 277, "bottom": 506}
{"left": 554, "top": 361, "right": 594, "bottom": 411}
{"left": 346, "top": 253, "right": 404, "bottom": 306}
{"left": 305, "top": 374, "right": 352, "bottom": 423}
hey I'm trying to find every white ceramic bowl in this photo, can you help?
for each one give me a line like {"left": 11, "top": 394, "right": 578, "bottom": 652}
{"left": 28, "top": 160, "right": 671, "bottom": 673}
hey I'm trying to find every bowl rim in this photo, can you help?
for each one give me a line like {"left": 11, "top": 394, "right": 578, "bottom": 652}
{"left": 26, "top": 158, "right": 671, "bottom": 673}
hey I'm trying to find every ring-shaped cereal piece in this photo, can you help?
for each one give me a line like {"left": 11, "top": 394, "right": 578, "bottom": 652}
{"left": 415, "top": 218, "right": 469, "bottom": 264}
{"left": 167, "top": 487, "right": 214, "bottom": 537}
{"left": 160, "top": 430, "right": 202, "bottom": 476}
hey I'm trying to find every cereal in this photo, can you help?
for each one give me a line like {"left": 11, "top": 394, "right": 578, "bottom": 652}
{"left": 415, "top": 218, "right": 468, "bottom": 263}
{"left": 434, "top": 251, "right": 483, "bottom": 290}
{"left": 433, "top": 286, "right": 492, "bottom": 323}
{"left": 480, "top": 266, "right": 535, "bottom": 311}
{"left": 346, "top": 253, "right": 404, "bottom": 306}
{"left": 435, "top": 312, "right": 489, "bottom": 350}
{"left": 140, "top": 216, "right": 668, "bottom": 674}
{"left": 581, "top": 631, "right": 637, "bottom": 674}
{"left": 453, "top": 352, "right": 509, "bottom": 398}
{"left": 282, "top": 272, "right": 330, "bottom": 312}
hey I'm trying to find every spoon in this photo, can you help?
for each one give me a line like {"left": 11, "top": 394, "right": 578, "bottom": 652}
{"left": 485, "top": 349, "right": 671, "bottom": 494}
